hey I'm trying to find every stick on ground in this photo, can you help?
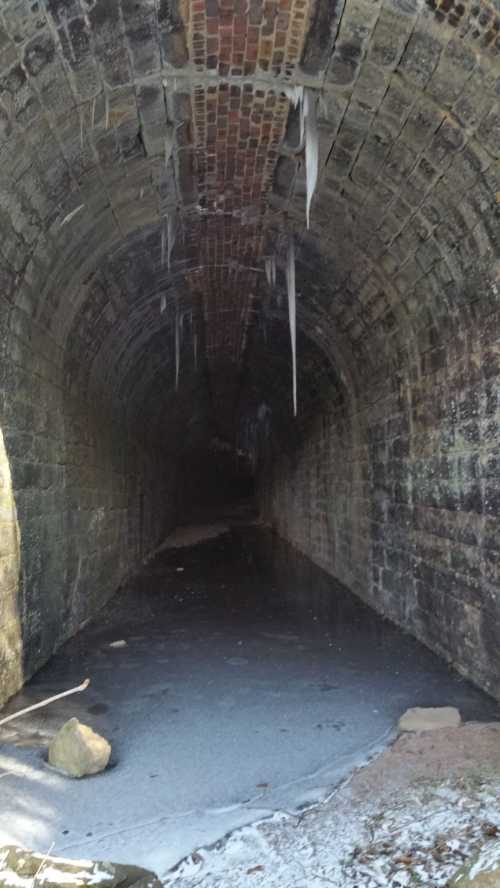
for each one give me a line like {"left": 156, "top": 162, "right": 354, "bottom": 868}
{"left": 0, "top": 679, "right": 90, "bottom": 728}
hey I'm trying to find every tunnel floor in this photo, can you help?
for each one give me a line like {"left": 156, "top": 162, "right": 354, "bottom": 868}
{"left": 0, "top": 526, "right": 497, "bottom": 877}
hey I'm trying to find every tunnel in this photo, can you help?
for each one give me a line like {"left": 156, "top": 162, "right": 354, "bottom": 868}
{"left": 0, "top": 0, "right": 499, "bottom": 874}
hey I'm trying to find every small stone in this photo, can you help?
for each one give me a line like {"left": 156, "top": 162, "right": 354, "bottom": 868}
{"left": 48, "top": 717, "right": 111, "bottom": 778}
{"left": 398, "top": 706, "right": 462, "bottom": 732}
{"left": 449, "top": 841, "right": 500, "bottom": 885}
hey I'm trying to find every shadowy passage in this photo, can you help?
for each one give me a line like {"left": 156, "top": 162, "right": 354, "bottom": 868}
{"left": 0, "top": 528, "right": 497, "bottom": 877}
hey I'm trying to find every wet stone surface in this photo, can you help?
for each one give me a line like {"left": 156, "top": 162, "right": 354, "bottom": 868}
{"left": 0, "top": 528, "right": 497, "bottom": 877}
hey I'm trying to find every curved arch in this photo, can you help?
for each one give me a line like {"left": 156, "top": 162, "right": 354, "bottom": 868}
{"left": 0, "top": 0, "right": 498, "bottom": 702}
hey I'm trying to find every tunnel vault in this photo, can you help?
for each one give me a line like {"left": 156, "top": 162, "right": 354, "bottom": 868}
{"left": 0, "top": 0, "right": 499, "bottom": 703}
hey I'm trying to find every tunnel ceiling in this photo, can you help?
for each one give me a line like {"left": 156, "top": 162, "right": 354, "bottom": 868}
{"left": 0, "top": 0, "right": 499, "bottom": 437}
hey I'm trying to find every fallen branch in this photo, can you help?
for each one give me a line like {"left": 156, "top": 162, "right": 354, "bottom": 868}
{"left": 0, "top": 679, "right": 90, "bottom": 728}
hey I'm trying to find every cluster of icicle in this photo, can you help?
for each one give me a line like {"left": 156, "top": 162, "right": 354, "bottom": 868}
{"left": 261, "top": 87, "right": 319, "bottom": 418}
{"left": 284, "top": 86, "right": 319, "bottom": 229}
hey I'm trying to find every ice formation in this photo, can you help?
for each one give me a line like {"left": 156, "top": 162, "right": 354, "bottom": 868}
{"left": 286, "top": 236, "right": 297, "bottom": 417}
{"left": 265, "top": 256, "right": 276, "bottom": 289}
{"left": 167, "top": 211, "right": 176, "bottom": 271}
{"left": 284, "top": 86, "right": 319, "bottom": 228}
{"left": 302, "top": 89, "right": 318, "bottom": 229}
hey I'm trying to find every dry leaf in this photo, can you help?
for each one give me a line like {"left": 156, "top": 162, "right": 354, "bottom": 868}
{"left": 246, "top": 865, "right": 265, "bottom": 875}
{"left": 395, "top": 854, "right": 414, "bottom": 866}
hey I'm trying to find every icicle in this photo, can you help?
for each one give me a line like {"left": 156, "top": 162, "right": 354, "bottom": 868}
{"left": 299, "top": 92, "right": 306, "bottom": 147}
{"left": 303, "top": 89, "right": 319, "bottom": 230}
{"left": 91, "top": 97, "right": 96, "bottom": 130}
{"left": 284, "top": 84, "right": 303, "bottom": 109}
{"left": 167, "top": 210, "right": 176, "bottom": 271}
{"left": 193, "top": 330, "right": 198, "bottom": 370}
{"left": 175, "top": 304, "right": 180, "bottom": 391}
{"left": 164, "top": 125, "right": 174, "bottom": 169}
{"left": 265, "top": 257, "right": 272, "bottom": 288}
{"left": 161, "top": 220, "right": 166, "bottom": 268}
{"left": 265, "top": 255, "right": 276, "bottom": 289}
{"left": 79, "top": 106, "right": 85, "bottom": 149}
{"left": 160, "top": 292, "right": 166, "bottom": 313}
{"left": 286, "top": 236, "right": 297, "bottom": 417}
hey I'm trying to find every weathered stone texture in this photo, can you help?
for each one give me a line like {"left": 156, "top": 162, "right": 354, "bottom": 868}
{"left": 0, "top": 0, "right": 498, "bottom": 703}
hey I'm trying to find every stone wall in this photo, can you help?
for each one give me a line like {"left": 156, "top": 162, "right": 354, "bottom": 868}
{"left": 0, "top": 315, "right": 176, "bottom": 704}
{"left": 0, "top": 0, "right": 498, "bottom": 708}
{"left": 259, "top": 292, "right": 500, "bottom": 702}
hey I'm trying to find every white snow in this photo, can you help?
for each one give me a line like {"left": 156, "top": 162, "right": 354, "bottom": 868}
{"left": 165, "top": 775, "right": 500, "bottom": 887}
{"left": 469, "top": 841, "right": 500, "bottom": 878}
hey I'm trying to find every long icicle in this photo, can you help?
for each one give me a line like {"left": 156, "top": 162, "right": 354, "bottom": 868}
{"left": 167, "top": 210, "right": 176, "bottom": 270}
{"left": 161, "top": 219, "right": 166, "bottom": 267}
{"left": 286, "top": 236, "right": 297, "bottom": 417}
{"left": 160, "top": 292, "right": 166, "bottom": 313}
{"left": 175, "top": 303, "right": 180, "bottom": 391}
{"left": 303, "top": 89, "right": 319, "bottom": 230}
{"left": 265, "top": 257, "right": 272, "bottom": 288}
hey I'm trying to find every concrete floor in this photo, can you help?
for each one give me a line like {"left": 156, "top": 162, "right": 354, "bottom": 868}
{"left": 0, "top": 527, "right": 497, "bottom": 878}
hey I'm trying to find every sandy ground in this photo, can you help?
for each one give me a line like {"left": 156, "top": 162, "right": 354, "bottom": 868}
{"left": 167, "top": 723, "right": 500, "bottom": 887}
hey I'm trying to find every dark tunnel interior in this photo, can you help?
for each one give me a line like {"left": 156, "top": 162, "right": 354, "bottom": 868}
{"left": 0, "top": 0, "right": 499, "bottom": 717}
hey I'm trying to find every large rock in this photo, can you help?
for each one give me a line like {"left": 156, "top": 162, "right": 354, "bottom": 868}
{"left": 449, "top": 841, "right": 500, "bottom": 886}
{"left": 0, "top": 846, "right": 161, "bottom": 888}
{"left": 398, "top": 706, "right": 461, "bottom": 732}
{"left": 48, "top": 717, "right": 111, "bottom": 778}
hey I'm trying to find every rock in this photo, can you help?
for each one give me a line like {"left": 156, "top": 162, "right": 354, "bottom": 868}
{"left": 398, "top": 706, "right": 462, "bottom": 732}
{"left": 0, "top": 846, "right": 161, "bottom": 888}
{"left": 48, "top": 717, "right": 111, "bottom": 778}
{"left": 449, "top": 841, "right": 500, "bottom": 886}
